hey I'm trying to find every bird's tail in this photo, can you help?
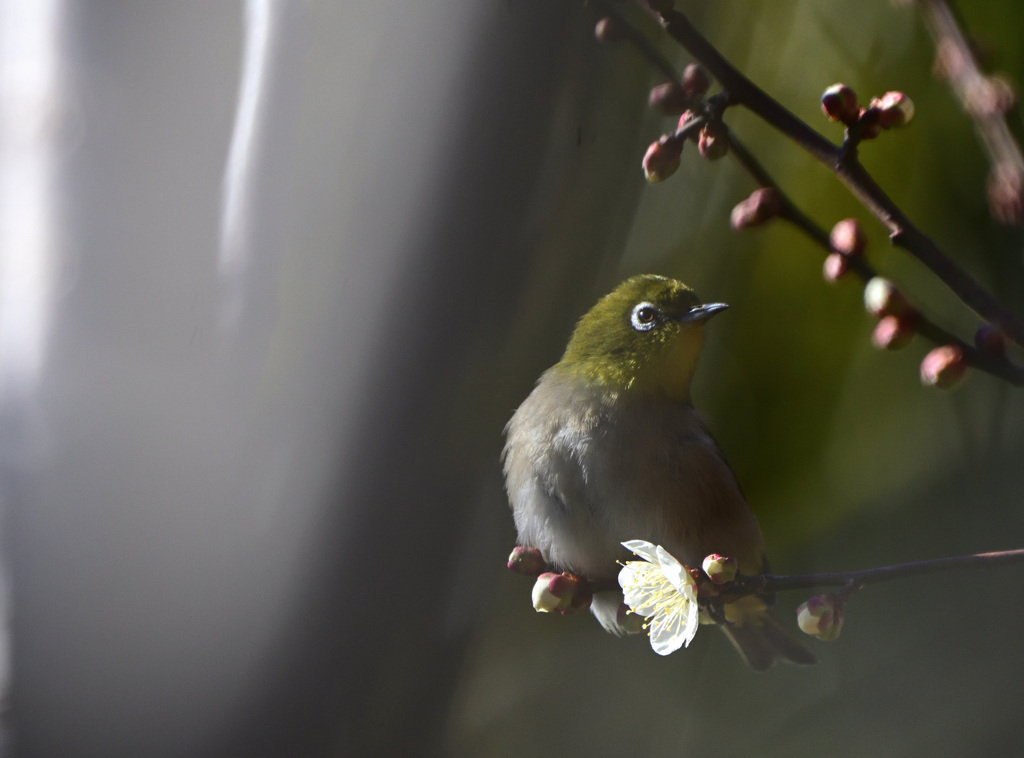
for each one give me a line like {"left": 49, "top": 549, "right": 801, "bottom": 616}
{"left": 720, "top": 613, "right": 818, "bottom": 671}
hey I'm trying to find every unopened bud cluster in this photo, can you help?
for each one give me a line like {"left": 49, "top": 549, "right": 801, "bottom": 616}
{"left": 796, "top": 594, "right": 843, "bottom": 641}
{"left": 863, "top": 277, "right": 917, "bottom": 351}
{"left": 531, "top": 572, "right": 592, "bottom": 614}
{"left": 861, "top": 278, "right": 974, "bottom": 387}
{"left": 648, "top": 64, "right": 710, "bottom": 116}
{"left": 821, "top": 83, "right": 914, "bottom": 140}
{"left": 642, "top": 65, "right": 717, "bottom": 184}
{"left": 823, "top": 218, "right": 866, "bottom": 283}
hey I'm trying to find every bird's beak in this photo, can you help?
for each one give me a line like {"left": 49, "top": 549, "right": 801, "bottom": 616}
{"left": 676, "top": 302, "right": 729, "bottom": 324}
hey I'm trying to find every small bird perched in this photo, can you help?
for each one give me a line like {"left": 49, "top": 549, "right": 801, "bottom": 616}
{"left": 503, "top": 274, "right": 815, "bottom": 670}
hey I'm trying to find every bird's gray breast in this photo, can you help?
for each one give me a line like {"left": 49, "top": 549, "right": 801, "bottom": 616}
{"left": 503, "top": 370, "right": 719, "bottom": 580}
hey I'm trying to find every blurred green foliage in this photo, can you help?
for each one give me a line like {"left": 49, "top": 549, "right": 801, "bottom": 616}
{"left": 446, "top": 1, "right": 1024, "bottom": 755}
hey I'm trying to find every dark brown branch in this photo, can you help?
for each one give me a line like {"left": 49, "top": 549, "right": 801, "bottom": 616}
{"left": 741, "top": 547, "right": 1024, "bottom": 595}
{"left": 590, "top": 1, "right": 1024, "bottom": 384}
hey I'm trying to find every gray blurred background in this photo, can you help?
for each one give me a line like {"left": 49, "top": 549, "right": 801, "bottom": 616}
{"left": 1, "top": 1, "right": 1023, "bottom": 756}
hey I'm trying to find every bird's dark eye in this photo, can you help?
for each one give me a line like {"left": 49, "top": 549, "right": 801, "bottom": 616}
{"left": 630, "top": 302, "right": 659, "bottom": 332}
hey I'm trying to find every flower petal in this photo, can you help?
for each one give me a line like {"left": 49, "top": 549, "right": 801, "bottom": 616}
{"left": 618, "top": 560, "right": 663, "bottom": 616}
{"left": 621, "top": 540, "right": 659, "bottom": 564}
{"left": 619, "top": 541, "right": 702, "bottom": 654}
{"left": 650, "top": 596, "right": 700, "bottom": 655}
{"left": 655, "top": 545, "right": 695, "bottom": 597}
{"left": 649, "top": 607, "right": 687, "bottom": 656}
{"left": 682, "top": 598, "right": 699, "bottom": 648}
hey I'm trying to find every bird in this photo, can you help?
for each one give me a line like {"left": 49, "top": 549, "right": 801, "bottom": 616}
{"left": 502, "top": 274, "right": 816, "bottom": 670}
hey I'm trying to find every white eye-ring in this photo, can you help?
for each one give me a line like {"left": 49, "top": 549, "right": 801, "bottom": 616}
{"left": 630, "top": 302, "right": 660, "bottom": 332}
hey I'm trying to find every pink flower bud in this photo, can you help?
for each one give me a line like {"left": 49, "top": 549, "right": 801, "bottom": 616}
{"left": 531, "top": 572, "right": 590, "bottom": 613}
{"left": 823, "top": 253, "right": 850, "bottom": 283}
{"left": 642, "top": 136, "right": 683, "bottom": 183}
{"left": 829, "top": 218, "right": 867, "bottom": 257}
{"left": 681, "top": 63, "right": 711, "bottom": 99}
{"left": 872, "top": 91, "right": 915, "bottom": 129}
{"left": 508, "top": 545, "right": 547, "bottom": 576}
{"left": 857, "top": 106, "right": 883, "bottom": 140}
{"left": 594, "top": 16, "right": 625, "bottom": 43}
{"left": 649, "top": 82, "right": 691, "bottom": 114}
{"left": 701, "top": 553, "right": 738, "bottom": 584}
{"left": 797, "top": 594, "right": 843, "bottom": 641}
{"left": 920, "top": 345, "right": 968, "bottom": 389}
{"left": 871, "top": 314, "right": 915, "bottom": 350}
{"left": 730, "top": 187, "right": 782, "bottom": 230}
{"left": 974, "top": 325, "right": 1008, "bottom": 357}
{"left": 532, "top": 573, "right": 573, "bottom": 613}
{"left": 698, "top": 124, "right": 728, "bottom": 160}
{"left": 821, "top": 83, "right": 859, "bottom": 125}
{"left": 863, "top": 277, "right": 913, "bottom": 319}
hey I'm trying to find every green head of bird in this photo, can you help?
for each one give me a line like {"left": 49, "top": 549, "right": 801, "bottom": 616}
{"left": 556, "top": 274, "right": 728, "bottom": 401}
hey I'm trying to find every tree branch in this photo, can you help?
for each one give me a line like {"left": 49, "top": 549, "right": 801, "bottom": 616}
{"left": 723, "top": 131, "right": 1024, "bottom": 385}
{"left": 653, "top": 6, "right": 1024, "bottom": 348}
{"left": 590, "top": 0, "right": 1024, "bottom": 384}
{"left": 511, "top": 546, "right": 1024, "bottom": 606}
{"left": 740, "top": 547, "right": 1024, "bottom": 595}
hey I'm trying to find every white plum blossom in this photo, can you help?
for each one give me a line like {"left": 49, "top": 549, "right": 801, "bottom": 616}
{"left": 618, "top": 540, "right": 700, "bottom": 655}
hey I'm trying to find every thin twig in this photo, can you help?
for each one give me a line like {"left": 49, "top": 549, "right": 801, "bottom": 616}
{"left": 742, "top": 547, "right": 1024, "bottom": 594}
